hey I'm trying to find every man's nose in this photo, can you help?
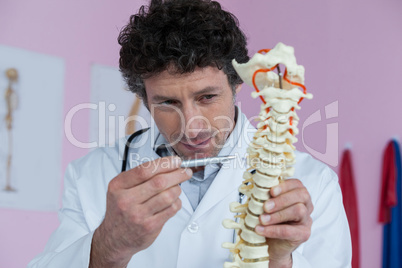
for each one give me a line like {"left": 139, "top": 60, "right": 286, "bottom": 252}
{"left": 183, "top": 107, "right": 207, "bottom": 140}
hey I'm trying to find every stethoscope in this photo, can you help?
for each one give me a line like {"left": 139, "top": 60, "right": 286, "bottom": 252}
{"left": 121, "top": 128, "right": 252, "bottom": 243}
{"left": 121, "top": 127, "right": 151, "bottom": 173}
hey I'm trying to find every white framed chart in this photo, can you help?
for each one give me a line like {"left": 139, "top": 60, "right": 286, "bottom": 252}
{"left": 0, "top": 45, "right": 64, "bottom": 211}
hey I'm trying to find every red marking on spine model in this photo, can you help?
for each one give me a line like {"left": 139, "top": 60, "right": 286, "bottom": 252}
{"left": 251, "top": 49, "right": 308, "bottom": 135}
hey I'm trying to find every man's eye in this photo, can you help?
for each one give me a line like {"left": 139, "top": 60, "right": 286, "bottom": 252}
{"left": 201, "top": 94, "right": 217, "bottom": 101}
{"left": 161, "top": 100, "right": 177, "bottom": 105}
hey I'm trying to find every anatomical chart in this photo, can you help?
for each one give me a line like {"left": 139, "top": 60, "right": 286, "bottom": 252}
{"left": 0, "top": 45, "right": 64, "bottom": 211}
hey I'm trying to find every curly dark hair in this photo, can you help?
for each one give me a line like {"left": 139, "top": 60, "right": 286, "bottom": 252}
{"left": 118, "top": 0, "right": 249, "bottom": 105}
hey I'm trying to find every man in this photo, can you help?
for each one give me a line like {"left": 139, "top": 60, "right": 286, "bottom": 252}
{"left": 29, "top": 0, "right": 351, "bottom": 267}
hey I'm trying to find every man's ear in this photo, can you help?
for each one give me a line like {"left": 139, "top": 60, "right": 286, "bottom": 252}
{"left": 235, "top": 84, "right": 243, "bottom": 94}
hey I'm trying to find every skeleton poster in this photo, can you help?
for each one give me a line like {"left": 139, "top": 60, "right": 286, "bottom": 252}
{"left": 0, "top": 45, "right": 64, "bottom": 211}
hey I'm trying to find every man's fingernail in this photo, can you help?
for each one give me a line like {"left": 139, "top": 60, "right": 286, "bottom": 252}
{"left": 185, "top": 168, "right": 193, "bottom": 177}
{"left": 264, "top": 201, "right": 275, "bottom": 212}
{"left": 272, "top": 186, "right": 281, "bottom": 196}
{"left": 172, "top": 157, "right": 182, "bottom": 168}
{"left": 261, "top": 214, "right": 271, "bottom": 224}
{"left": 255, "top": 226, "right": 264, "bottom": 234}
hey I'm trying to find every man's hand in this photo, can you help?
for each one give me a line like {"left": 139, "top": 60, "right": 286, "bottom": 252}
{"left": 255, "top": 179, "right": 313, "bottom": 268}
{"left": 89, "top": 156, "right": 192, "bottom": 268}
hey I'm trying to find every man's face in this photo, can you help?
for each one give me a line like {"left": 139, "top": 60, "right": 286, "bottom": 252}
{"left": 144, "top": 66, "right": 239, "bottom": 160}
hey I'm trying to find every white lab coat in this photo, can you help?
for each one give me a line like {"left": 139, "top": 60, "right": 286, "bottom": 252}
{"left": 28, "top": 112, "right": 352, "bottom": 268}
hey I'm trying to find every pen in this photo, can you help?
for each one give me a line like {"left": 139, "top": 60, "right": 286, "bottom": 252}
{"left": 180, "top": 155, "right": 236, "bottom": 168}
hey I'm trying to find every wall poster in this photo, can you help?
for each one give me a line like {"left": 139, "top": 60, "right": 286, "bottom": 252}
{"left": 0, "top": 45, "right": 64, "bottom": 211}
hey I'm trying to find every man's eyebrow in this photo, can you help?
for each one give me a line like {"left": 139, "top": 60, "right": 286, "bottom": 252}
{"left": 151, "top": 95, "right": 176, "bottom": 102}
{"left": 192, "top": 86, "right": 222, "bottom": 96}
{"left": 151, "top": 86, "right": 223, "bottom": 102}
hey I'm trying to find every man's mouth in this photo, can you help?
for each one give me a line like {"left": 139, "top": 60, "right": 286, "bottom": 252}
{"left": 180, "top": 137, "right": 212, "bottom": 150}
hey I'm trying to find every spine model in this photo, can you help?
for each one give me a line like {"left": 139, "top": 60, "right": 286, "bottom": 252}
{"left": 222, "top": 43, "right": 313, "bottom": 268}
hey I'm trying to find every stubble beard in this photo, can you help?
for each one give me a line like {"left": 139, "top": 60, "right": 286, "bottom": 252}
{"left": 170, "top": 129, "right": 229, "bottom": 160}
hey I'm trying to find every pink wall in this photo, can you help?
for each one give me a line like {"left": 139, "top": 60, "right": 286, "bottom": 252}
{"left": 1, "top": 0, "right": 401, "bottom": 267}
